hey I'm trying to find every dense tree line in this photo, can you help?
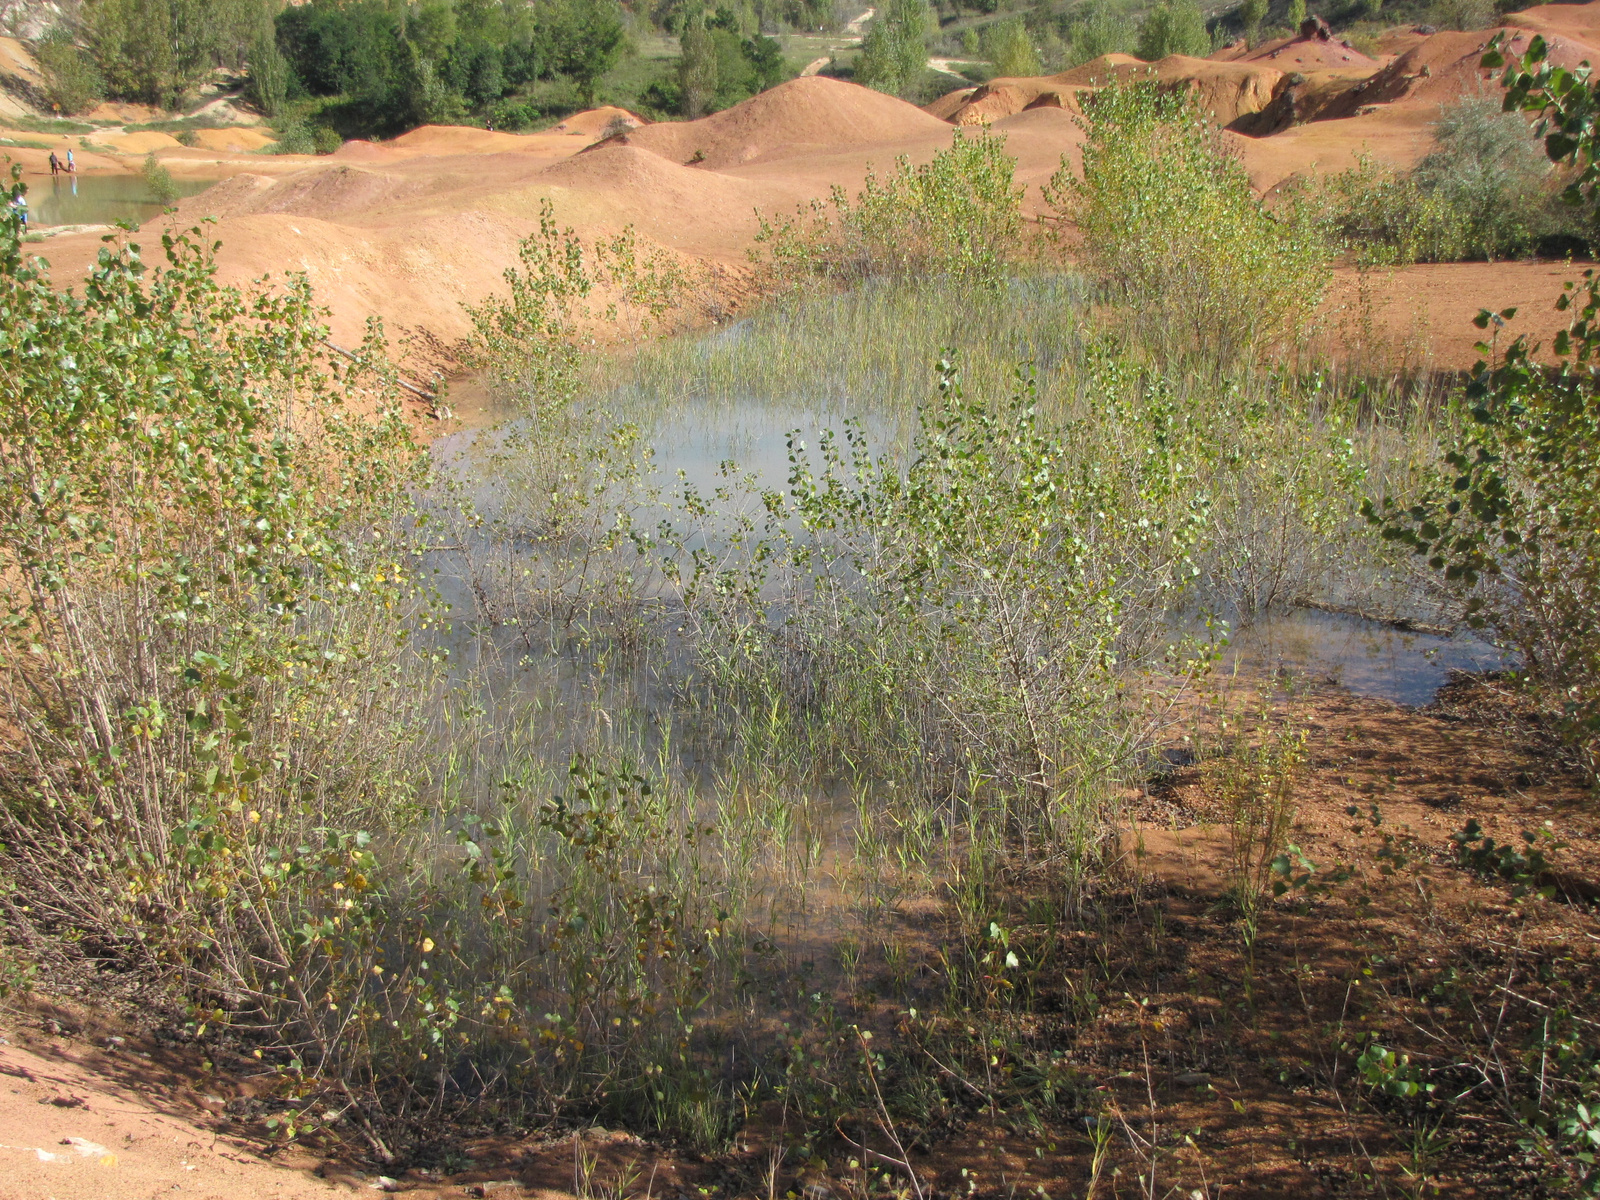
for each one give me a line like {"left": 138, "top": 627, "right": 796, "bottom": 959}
{"left": 38, "top": 0, "right": 276, "bottom": 111}
{"left": 35, "top": 0, "right": 809, "bottom": 135}
{"left": 274, "top": 0, "right": 626, "bottom": 127}
{"left": 669, "top": 3, "right": 786, "bottom": 118}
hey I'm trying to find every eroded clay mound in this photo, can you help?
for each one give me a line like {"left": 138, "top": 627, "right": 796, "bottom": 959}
{"left": 549, "top": 106, "right": 647, "bottom": 136}
{"left": 1234, "top": 32, "right": 1380, "bottom": 70}
{"left": 540, "top": 141, "right": 775, "bottom": 224}
{"left": 615, "top": 75, "right": 951, "bottom": 169}
{"left": 1501, "top": 1, "right": 1600, "bottom": 52}
{"left": 186, "top": 164, "right": 423, "bottom": 221}
{"left": 929, "top": 79, "right": 1091, "bottom": 125}
{"left": 1321, "top": 25, "right": 1598, "bottom": 120}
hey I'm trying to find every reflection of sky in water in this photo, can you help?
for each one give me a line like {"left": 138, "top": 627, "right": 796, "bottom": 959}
{"left": 650, "top": 405, "right": 894, "bottom": 504}
{"left": 438, "top": 332, "right": 1503, "bottom": 711}
{"left": 1225, "top": 608, "right": 1508, "bottom": 706}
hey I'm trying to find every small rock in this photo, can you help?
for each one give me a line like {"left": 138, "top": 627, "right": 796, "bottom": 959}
{"left": 370, "top": 1177, "right": 400, "bottom": 1192}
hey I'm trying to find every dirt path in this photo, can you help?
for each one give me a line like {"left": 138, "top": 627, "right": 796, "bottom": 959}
{"left": 843, "top": 6, "right": 875, "bottom": 36}
{"left": 927, "top": 57, "right": 981, "bottom": 76}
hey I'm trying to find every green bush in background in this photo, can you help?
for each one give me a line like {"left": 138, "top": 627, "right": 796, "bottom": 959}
{"left": 1049, "top": 81, "right": 1330, "bottom": 368}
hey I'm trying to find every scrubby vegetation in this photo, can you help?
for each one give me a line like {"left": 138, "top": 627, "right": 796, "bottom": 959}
{"left": 1050, "top": 82, "right": 1330, "bottom": 366}
{"left": 6, "top": 28, "right": 1600, "bottom": 1200}
{"left": 1309, "top": 93, "right": 1594, "bottom": 265}
{"left": 754, "top": 129, "right": 1026, "bottom": 289}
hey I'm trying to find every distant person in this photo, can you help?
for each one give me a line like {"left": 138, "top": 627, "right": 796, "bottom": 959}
{"left": 10, "top": 192, "right": 27, "bottom": 230}
{"left": 486, "top": 118, "right": 494, "bottom": 133}
{"left": 48, "top": 151, "right": 60, "bottom": 176}
{"left": 66, "top": 149, "right": 75, "bottom": 173}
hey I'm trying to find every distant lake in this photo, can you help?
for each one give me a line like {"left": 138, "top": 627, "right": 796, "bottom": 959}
{"left": 25, "top": 173, "right": 216, "bottom": 228}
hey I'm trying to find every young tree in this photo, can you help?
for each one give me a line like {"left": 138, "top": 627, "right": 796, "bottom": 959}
{"left": 1135, "top": 0, "right": 1208, "bottom": 61}
{"left": 855, "top": 0, "right": 929, "bottom": 98}
{"left": 399, "top": 39, "right": 457, "bottom": 124}
{"left": 247, "top": 28, "right": 290, "bottom": 117}
{"left": 1239, "top": 0, "right": 1267, "bottom": 43}
{"left": 35, "top": 27, "right": 104, "bottom": 114}
{"left": 562, "top": 0, "right": 625, "bottom": 106}
{"left": 987, "top": 17, "right": 1041, "bottom": 77}
{"left": 1286, "top": 0, "right": 1307, "bottom": 33}
{"left": 678, "top": 5, "right": 718, "bottom": 118}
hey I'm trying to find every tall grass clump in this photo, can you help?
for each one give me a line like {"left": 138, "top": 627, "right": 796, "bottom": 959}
{"left": 1047, "top": 81, "right": 1331, "bottom": 368}
{"left": 753, "top": 128, "right": 1025, "bottom": 290}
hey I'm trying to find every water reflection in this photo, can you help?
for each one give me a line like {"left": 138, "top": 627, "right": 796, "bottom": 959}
{"left": 1225, "top": 607, "right": 1505, "bottom": 706}
{"left": 434, "top": 353, "right": 1503, "bottom": 713}
{"left": 29, "top": 173, "right": 215, "bottom": 227}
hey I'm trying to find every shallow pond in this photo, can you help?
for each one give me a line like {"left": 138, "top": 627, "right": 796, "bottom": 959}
{"left": 1226, "top": 608, "right": 1505, "bottom": 707}
{"left": 436, "top": 376, "right": 1504, "bottom": 712}
{"left": 24, "top": 172, "right": 216, "bottom": 228}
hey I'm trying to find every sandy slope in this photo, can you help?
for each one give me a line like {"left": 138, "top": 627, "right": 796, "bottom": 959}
{"left": 23, "top": 77, "right": 1087, "bottom": 346}
{"left": 0, "top": 1033, "right": 341, "bottom": 1200}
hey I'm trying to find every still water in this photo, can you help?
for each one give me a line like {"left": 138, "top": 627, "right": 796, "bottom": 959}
{"left": 24, "top": 173, "right": 215, "bottom": 227}
{"left": 1225, "top": 607, "right": 1505, "bottom": 707}
{"left": 435, "top": 377, "right": 1503, "bottom": 711}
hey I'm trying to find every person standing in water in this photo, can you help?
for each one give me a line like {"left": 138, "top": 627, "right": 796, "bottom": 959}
{"left": 48, "top": 151, "right": 60, "bottom": 176}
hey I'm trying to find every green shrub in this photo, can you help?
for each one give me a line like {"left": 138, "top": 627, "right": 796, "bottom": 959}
{"left": 269, "top": 114, "right": 343, "bottom": 156}
{"left": 1367, "top": 288, "right": 1600, "bottom": 780}
{"left": 1306, "top": 95, "right": 1585, "bottom": 264}
{"left": 1068, "top": 0, "right": 1138, "bottom": 65}
{"left": 985, "top": 17, "right": 1041, "bottom": 77}
{"left": 469, "top": 198, "right": 686, "bottom": 408}
{"left": 1413, "top": 93, "right": 1559, "bottom": 259}
{"left": 1047, "top": 81, "right": 1331, "bottom": 367}
{"left": 141, "top": 151, "right": 178, "bottom": 205}
{"left": 1429, "top": 0, "right": 1495, "bottom": 32}
{"left": 1135, "top": 0, "right": 1209, "bottom": 61}
{"left": 754, "top": 129, "right": 1026, "bottom": 291}
{"left": 486, "top": 98, "right": 543, "bottom": 130}
{"left": 1300, "top": 153, "right": 1469, "bottom": 266}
